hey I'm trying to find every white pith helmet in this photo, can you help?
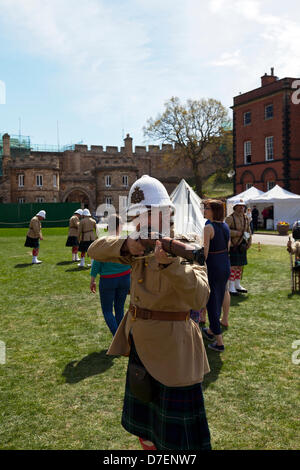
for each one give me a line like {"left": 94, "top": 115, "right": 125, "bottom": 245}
{"left": 74, "top": 209, "right": 83, "bottom": 216}
{"left": 127, "top": 174, "right": 175, "bottom": 217}
{"left": 82, "top": 208, "right": 91, "bottom": 216}
{"left": 36, "top": 210, "right": 46, "bottom": 219}
{"left": 233, "top": 198, "right": 246, "bottom": 209}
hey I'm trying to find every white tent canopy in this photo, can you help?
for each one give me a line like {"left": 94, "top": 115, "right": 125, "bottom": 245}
{"left": 170, "top": 179, "right": 205, "bottom": 238}
{"left": 250, "top": 185, "right": 300, "bottom": 227}
{"left": 226, "top": 186, "right": 264, "bottom": 216}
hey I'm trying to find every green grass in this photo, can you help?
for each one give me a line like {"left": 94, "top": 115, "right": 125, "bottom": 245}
{"left": 203, "top": 172, "right": 234, "bottom": 199}
{"left": 0, "top": 227, "right": 299, "bottom": 449}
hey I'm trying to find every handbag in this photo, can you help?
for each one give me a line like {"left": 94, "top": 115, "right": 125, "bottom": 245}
{"left": 129, "top": 362, "right": 153, "bottom": 403}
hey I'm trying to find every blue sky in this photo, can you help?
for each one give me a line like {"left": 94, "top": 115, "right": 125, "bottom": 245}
{"left": 1, "top": 0, "right": 300, "bottom": 149}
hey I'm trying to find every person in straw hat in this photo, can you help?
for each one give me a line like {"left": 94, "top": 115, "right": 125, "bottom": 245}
{"left": 24, "top": 210, "right": 46, "bottom": 264}
{"left": 225, "top": 199, "right": 252, "bottom": 295}
{"left": 78, "top": 208, "right": 97, "bottom": 267}
{"left": 88, "top": 174, "right": 211, "bottom": 451}
{"left": 65, "top": 208, "right": 83, "bottom": 262}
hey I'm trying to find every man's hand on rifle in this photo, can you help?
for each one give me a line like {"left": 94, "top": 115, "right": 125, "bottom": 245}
{"left": 154, "top": 240, "right": 172, "bottom": 265}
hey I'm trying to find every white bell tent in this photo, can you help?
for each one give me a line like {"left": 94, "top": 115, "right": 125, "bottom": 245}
{"left": 226, "top": 186, "right": 264, "bottom": 216}
{"left": 250, "top": 185, "right": 300, "bottom": 227}
{"left": 170, "top": 179, "right": 205, "bottom": 237}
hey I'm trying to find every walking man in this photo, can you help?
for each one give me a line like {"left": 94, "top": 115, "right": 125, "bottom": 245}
{"left": 24, "top": 210, "right": 46, "bottom": 264}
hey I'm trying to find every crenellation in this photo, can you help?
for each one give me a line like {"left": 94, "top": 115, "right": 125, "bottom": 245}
{"left": 1, "top": 132, "right": 195, "bottom": 210}
{"left": 74, "top": 144, "right": 88, "bottom": 152}
{"left": 148, "top": 145, "right": 160, "bottom": 152}
{"left": 90, "top": 145, "right": 103, "bottom": 153}
{"left": 162, "top": 144, "right": 173, "bottom": 151}
{"left": 135, "top": 146, "right": 147, "bottom": 154}
{"left": 105, "top": 146, "right": 119, "bottom": 154}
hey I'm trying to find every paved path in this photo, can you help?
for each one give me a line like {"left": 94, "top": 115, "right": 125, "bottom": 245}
{"left": 252, "top": 233, "right": 289, "bottom": 246}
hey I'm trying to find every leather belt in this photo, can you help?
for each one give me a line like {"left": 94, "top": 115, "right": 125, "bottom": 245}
{"left": 129, "top": 304, "right": 190, "bottom": 321}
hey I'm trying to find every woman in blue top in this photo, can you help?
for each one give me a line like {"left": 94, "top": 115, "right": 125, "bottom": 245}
{"left": 202, "top": 199, "right": 231, "bottom": 352}
{"left": 90, "top": 214, "right": 131, "bottom": 335}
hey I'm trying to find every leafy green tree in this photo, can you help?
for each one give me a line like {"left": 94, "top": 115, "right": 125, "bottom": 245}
{"left": 143, "top": 96, "right": 231, "bottom": 197}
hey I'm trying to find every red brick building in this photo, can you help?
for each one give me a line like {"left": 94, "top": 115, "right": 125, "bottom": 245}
{"left": 232, "top": 69, "right": 300, "bottom": 195}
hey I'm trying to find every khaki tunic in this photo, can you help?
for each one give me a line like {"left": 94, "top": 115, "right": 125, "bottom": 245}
{"left": 78, "top": 217, "right": 96, "bottom": 241}
{"left": 68, "top": 215, "right": 80, "bottom": 237}
{"left": 27, "top": 216, "right": 42, "bottom": 239}
{"left": 225, "top": 211, "right": 252, "bottom": 249}
{"left": 88, "top": 236, "right": 211, "bottom": 387}
{"left": 290, "top": 241, "right": 300, "bottom": 256}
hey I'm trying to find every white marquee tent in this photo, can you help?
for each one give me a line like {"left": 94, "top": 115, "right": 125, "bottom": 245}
{"left": 170, "top": 179, "right": 205, "bottom": 237}
{"left": 250, "top": 185, "right": 300, "bottom": 227}
{"left": 226, "top": 186, "right": 264, "bottom": 216}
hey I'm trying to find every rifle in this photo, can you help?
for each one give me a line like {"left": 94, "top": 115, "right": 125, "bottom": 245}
{"left": 137, "top": 232, "right": 206, "bottom": 266}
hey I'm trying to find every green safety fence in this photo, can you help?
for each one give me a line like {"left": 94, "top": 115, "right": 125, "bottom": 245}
{"left": 0, "top": 203, "right": 81, "bottom": 228}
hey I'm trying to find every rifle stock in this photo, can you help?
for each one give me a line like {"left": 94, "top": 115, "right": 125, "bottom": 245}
{"left": 138, "top": 233, "right": 205, "bottom": 266}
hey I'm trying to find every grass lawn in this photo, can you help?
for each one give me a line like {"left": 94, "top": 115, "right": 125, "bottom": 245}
{"left": 0, "top": 227, "right": 299, "bottom": 450}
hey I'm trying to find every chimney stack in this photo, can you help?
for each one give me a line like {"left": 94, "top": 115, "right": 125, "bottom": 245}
{"left": 124, "top": 133, "right": 133, "bottom": 156}
{"left": 261, "top": 68, "right": 277, "bottom": 86}
{"left": 2, "top": 133, "right": 10, "bottom": 157}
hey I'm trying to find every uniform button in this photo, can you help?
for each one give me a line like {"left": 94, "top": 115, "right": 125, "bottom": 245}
{"left": 144, "top": 262, "right": 148, "bottom": 267}
{"left": 138, "top": 279, "right": 143, "bottom": 283}
{"left": 135, "top": 296, "right": 139, "bottom": 302}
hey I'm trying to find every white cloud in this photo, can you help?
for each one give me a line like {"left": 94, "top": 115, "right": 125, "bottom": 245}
{"left": 210, "top": 50, "right": 241, "bottom": 67}
{"left": 1, "top": 0, "right": 300, "bottom": 145}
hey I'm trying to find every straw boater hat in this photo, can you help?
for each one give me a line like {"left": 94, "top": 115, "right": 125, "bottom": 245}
{"left": 82, "top": 208, "right": 91, "bottom": 217}
{"left": 36, "top": 210, "right": 46, "bottom": 219}
{"left": 127, "top": 175, "right": 175, "bottom": 217}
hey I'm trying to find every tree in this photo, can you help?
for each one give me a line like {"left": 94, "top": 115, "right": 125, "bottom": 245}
{"left": 143, "top": 96, "right": 231, "bottom": 197}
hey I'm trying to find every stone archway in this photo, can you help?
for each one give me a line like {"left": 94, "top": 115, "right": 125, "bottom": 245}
{"left": 62, "top": 187, "right": 92, "bottom": 208}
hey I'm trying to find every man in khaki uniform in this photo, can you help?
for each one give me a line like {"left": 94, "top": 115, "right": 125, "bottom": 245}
{"left": 225, "top": 199, "right": 252, "bottom": 295}
{"left": 287, "top": 220, "right": 300, "bottom": 291}
{"left": 66, "top": 208, "right": 82, "bottom": 261}
{"left": 78, "top": 208, "right": 97, "bottom": 267}
{"left": 88, "top": 175, "right": 211, "bottom": 451}
{"left": 24, "top": 210, "right": 46, "bottom": 264}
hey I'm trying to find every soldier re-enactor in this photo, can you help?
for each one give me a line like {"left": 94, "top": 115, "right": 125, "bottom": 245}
{"left": 88, "top": 175, "right": 211, "bottom": 451}
{"left": 78, "top": 208, "right": 97, "bottom": 267}
{"left": 287, "top": 221, "right": 300, "bottom": 291}
{"left": 24, "top": 210, "right": 46, "bottom": 264}
{"left": 225, "top": 199, "right": 252, "bottom": 295}
{"left": 65, "top": 208, "right": 83, "bottom": 262}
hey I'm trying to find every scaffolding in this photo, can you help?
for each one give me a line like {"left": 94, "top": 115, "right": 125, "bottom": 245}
{"left": 0, "top": 133, "right": 77, "bottom": 175}
{"left": 0, "top": 133, "right": 31, "bottom": 176}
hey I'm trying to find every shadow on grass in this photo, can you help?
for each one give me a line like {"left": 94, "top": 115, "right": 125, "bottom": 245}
{"left": 14, "top": 263, "right": 33, "bottom": 268}
{"left": 202, "top": 345, "right": 223, "bottom": 391}
{"left": 288, "top": 291, "right": 300, "bottom": 298}
{"left": 65, "top": 266, "right": 91, "bottom": 272}
{"left": 62, "top": 350, "right": 116, "bottom": 384}
{"left": 230, "top": 294, "right": 249, "bottom": 306}
{"left": 56, "top": 261, "right": 75, "bottom": 266}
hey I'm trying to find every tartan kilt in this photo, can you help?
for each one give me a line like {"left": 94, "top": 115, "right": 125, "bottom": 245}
{"left": 229, "top": 246, "right": 247, "bottom": 266}
{"left": 121, "top": 338, "right": 211, "bottom": 451}
{"left": 65, "top": 236, "right": 79, "bottom": 247}
{"left": 78, "top": 240, "right": 93, "bottom": 252}
{"left": 24, "top": 236, "right": 39, "bottom": 248}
